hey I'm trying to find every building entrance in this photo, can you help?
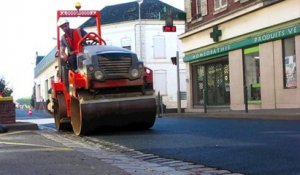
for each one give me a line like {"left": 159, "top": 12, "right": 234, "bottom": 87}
{"left": 193, "top": 60, "right": 230, "bottom": 107}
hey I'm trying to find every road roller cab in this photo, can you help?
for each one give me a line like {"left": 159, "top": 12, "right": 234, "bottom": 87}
{"left": 50, "top": 3, "right": 157, "bottom": 135}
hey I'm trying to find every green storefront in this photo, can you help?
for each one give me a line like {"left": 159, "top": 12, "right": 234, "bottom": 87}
{"left": 184, "top": 20, "right": 300, "bottom": 110}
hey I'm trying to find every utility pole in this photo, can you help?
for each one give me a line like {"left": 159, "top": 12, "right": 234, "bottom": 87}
{"left": 137, "top": 0, "right": 143, "bottom": 61}
{"left": 176, "top": 51, "right": 181, "bottom": 113}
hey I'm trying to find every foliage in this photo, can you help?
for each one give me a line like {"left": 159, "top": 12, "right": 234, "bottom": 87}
{"left": 16, "top": 97, "right": 32, "bottom": 106}
{"left": 0, "top": 76, "right": 13, "bottom": 97}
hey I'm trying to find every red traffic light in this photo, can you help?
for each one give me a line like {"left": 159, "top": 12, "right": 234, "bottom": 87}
{"left": 163, "top": 25, "right": 176, "bottom": 32}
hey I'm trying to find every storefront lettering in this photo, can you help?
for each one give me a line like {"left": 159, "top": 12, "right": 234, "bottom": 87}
{"left": 192, "top": 45, "right": 231, "bottom": 59}
{"left": 254, "top": 30, "right": 285, "bottom": 43}
{"left": 254, "top": 26, "right": 299, "bottom": 43}
{"left": 288, "top": 27, "right": 297, "bottom": 34}
{"left": 185, "top": 24, "right": 300, "bottom": 62}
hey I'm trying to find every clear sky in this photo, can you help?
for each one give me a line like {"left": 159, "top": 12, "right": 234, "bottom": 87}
{"left": 0, "top": 0, "right": 184, "bottom": 100}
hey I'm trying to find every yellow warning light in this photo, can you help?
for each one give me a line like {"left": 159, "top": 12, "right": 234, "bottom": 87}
{"left": 75, "top": 2, "right": 81, "bottom": 10}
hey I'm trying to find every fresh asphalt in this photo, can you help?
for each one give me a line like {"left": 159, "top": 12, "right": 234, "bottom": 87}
{"left": 90, "top": 117, "right": 300, "bottom": 175}
{"left": 16, "top": 109, "right": 300, "bottom": 175}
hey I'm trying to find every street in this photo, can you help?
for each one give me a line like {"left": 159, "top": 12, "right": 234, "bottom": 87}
{"left": 15, "top": 109, "right": 300, "bottom": 175}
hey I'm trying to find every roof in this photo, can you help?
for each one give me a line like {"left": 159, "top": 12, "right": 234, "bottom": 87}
{"left": 81, "top": 0, "right": 185, "bottom": 28}
{"left": 34, "top": 48, "right": 57, "bottom": 78}
{"left": 35, "top": 56, "right": 44, "bottom": 65}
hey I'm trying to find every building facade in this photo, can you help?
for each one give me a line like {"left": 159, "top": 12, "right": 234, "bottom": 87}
{"left": 34, "top": 0, "right": 186, "bottom": 110}
{"left": 179, "top": 0, "right": 300, "bottom": 112}
{"left": 34, "top": 48, "right": 57, "bottom": 110}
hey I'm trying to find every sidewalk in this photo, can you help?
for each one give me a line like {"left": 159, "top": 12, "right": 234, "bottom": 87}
{"left": 161, "top": 108, "right": 300, "bottom": 120}
{"left": 0, "top": 109, "right": 47, "bottom": 133}
{"left": 0, "top": 130, "right": 130, "bottom": 175}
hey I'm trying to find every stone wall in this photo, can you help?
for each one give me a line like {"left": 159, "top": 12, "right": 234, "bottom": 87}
{"left": 0, "top": 99, "right": 16, "bottom": 124}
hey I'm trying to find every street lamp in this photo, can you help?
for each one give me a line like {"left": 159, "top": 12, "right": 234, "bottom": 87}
{"left": 137, "top": 0, "right": 143, "bottom": 61}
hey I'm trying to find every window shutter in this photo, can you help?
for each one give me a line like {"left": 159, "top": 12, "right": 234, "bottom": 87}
{"left": 186, "top": 0, "right": 192, "bottom": 21}
{"left": 200, "top": 0, "right": 207, "bottom": 16}
{"left": 191, "top": 0, "right": 197, "bottom": 18}
{"left": 153, "top": 36, "right": 166, "bottom": 59}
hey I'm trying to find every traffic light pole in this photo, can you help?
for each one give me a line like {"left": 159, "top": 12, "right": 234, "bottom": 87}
{"left": 176, "top": 51, "right": 181, "bottom": 113}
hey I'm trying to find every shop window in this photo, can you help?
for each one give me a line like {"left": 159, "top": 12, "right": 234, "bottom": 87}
{"left": 243, "top": 46, "right": 261, "bottom": 104}
{"left": 192, "top": 65, "right": 205, "bottom": 106}
{"left": 283, "top": 37, "right": 296, "bottom": 88}
{"left": 153, "top": 36, "right": 166, "bottom": 59}
{"left": 214, "top": 0, "right": 227, "bottom": 11}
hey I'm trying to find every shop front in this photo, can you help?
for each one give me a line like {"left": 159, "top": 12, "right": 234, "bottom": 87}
{"left": 184, "top": 21, "right": 300, "bottom": 112}
{"left": 192, "top": 58, "right": 230, "bottom": 109}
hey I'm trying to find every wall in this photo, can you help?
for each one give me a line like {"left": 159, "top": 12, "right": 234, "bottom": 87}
{"left": 260, "top": 42, "right": 276, "bottom": 109}
{"left": 35, "top": 60, "right": 58, "bottom": 103}
{"left": 0, "top": 100, "right": 15, "bottom": 124}
{"left": 273, "top": 36, "right": 300, "bottom": 108}
{"left": 228, "top": 49, "right": 244, "bottom": 110}
{"left": 181, "top": 0, "right": 300, "bottom": 53}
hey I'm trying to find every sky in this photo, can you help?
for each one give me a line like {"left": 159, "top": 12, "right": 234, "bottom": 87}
{"left": 0, "top": 0, "right": 184, "bottom": 100}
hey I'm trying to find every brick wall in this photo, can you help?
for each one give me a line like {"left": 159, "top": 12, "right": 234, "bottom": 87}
{"left": 0, "top": 101, "right": 16, "bottom": 124}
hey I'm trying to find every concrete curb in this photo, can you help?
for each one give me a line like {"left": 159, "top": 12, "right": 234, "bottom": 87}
{"left": 160, "top": 111, "right": 300, "bottom": 120}
{"left": 2, "top": 122, "right": 39, "bottom": 131}
{"left": 0, "top": 124, "right": 8, "bottom": 133}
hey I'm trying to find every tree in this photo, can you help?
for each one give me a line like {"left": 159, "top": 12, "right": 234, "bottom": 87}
{"left": 0, "top": 76, "right": 13, "bottom": 97}
{"left": 16, "top": 97, "right": 31, "bottom": 106}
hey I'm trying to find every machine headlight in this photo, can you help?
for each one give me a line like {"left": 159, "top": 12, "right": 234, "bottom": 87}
{"left": 94, "top": 70, "right": 104, "bottom": 80}
{"left": 130, "top": 68, "right": 140, "bottom": 78}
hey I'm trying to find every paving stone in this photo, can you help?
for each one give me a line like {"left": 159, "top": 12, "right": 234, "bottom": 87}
{"left": 41, "top": 130, "right": 242, "bottom": 175}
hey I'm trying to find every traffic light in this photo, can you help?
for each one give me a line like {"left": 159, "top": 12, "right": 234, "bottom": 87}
{"left": 163, "top": 25, "right": 176, "bottom": 32}
{"left": 171, "top": 56, "right": 177, "bottom": 65}
{"left": 163, "top": 10, "right": 176, "bottom": 32}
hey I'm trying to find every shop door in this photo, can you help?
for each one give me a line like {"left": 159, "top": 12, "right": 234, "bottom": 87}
{"left": 206, "top": 62, "right": 230, "bottom": 105}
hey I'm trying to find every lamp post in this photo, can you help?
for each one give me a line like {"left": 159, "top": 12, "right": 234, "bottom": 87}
{"left": 137, "top": 0, "right": 143, "bottom": 61}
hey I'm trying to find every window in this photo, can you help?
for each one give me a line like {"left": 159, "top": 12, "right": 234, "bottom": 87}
{"left": 154, "top": 70, "right": 167, "bottom": 95}
{"left": 36, "top": 84, "right": 41, "bottom": 102}
{"left": 243, "top": 46, "right": 261, "bottom": 103}
{"left": 214, "top": 0, "right": 227, "bottom": 10}
{"left": 199, "top": 0, "right": 208, "bottom": 16}
{"left": 283, "top": 37, "right": 296, "bottom": 88}
{"left": 192, "top": 64, "right": 205, "bottom": 106}
{"left": 235, "top": 0, "right": 250, "bottom": 3}
{"left": 44, "top": 79, "right": 48, "bottom": 101}
{"left": 191, "top": 0, "right": 207, "bottom": 20}
{"left": 153, "top": 36, "right": 166, "bottom": 59}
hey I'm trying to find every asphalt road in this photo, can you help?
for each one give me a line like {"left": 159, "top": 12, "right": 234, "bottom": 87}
{"left": 16, "top": 109, "right": 300, "bottom": 175}
{"left": 90, "top": 117, "right": 300, "bottom": 175}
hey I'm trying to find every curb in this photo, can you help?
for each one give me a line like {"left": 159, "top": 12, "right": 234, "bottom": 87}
{"left": 0, "top": 124, "right": 8, "bottom": 133}
{"left": 2, "top": 122, "right": 39, "bottom": 131}
{"left": 160, "top": 112, "right": 300, "bottom": 120}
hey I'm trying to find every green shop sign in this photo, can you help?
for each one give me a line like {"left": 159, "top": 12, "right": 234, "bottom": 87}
{"left": 184, "top": 23, "right": 300, "bottom": 62}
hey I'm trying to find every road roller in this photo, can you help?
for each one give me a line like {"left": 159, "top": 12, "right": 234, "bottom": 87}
{"left": 49, "top": 3, "right": 157, "bottom": 135}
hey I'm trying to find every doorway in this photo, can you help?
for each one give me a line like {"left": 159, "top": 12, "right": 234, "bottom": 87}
{"left": 193, "top": 60, "right": 230, "bottom": 107}
{"left": 206, "top": 62, "right": 230, "bottom": 105}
